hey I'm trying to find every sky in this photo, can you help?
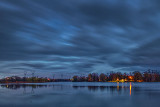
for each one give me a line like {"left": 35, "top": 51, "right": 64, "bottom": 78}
{"left": 1, "top": 0, "right": 160, "bottom": 78}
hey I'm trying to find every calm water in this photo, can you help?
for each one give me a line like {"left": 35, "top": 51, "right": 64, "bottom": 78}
{"left": 0, "top": 82, "right": 160, "bottom": 107}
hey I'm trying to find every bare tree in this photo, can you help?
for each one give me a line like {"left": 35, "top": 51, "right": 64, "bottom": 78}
{"left": 24, "top": 71, "right": 27, "bottom": 78}
{"left": 31, "top": 70, "right": 36, "bottom": 78}
{"left": 31, "top": 70, "right": 36, "bottom": 82}
{"left": 24, "top": 71, "right": 28, "bottom": 82}
{"left": 52, "top": 74, "right": 55, "bottom": 79}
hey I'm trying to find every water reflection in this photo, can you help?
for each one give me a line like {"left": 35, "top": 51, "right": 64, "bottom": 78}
{"left": 1, "top": 83, "right": 132, "bottom": 95}
{"left": 0, "top": 83, "right": 160, "bottom": 107}
{"left": 117, "top": 82, "right": 119, "bottom": 91}
{"left": 130, "top": 82, "right": 132, "bottom": 96}
{"left": 1, "top": 84, "right": 52, "bottom": 94}
{"left": 1, "top": 84, "right": 49, "bottom": 90}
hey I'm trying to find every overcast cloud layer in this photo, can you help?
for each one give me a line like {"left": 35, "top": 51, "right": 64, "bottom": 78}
{"left": 1, "top": 0, "right": 160, "bottom": 77}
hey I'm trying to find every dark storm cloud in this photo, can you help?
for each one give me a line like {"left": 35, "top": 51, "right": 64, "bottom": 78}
{"left": 0, "top": 0, "right": 160, "bottom": 77}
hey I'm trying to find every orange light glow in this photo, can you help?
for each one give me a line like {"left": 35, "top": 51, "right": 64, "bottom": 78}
{"left": 117, "top": 82, "right": 119, "bottom": 91}
{"left": 129, "top": 76, "right": 133, "bottom": 79}
{"left": 130, "top": 82, "right": 132, "bottom": 96}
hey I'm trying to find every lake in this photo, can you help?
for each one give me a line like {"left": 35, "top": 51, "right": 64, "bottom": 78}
{"left": 0, "top": 82, "right": 160, "bottom": 107}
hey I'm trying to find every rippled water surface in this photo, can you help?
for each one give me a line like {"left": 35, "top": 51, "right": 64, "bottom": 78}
{"left": 0, "top": 82, "right": 160, "bottom": 107}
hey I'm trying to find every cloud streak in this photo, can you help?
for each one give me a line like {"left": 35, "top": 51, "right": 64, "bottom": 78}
{"left": 0, "top": 0, "right": 160, "bottom": 77}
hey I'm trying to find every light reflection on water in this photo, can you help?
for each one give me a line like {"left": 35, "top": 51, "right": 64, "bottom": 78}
{"left": 130, "top": 82, "right": 132, "bottom": 96}
{"left": 0, "top": 82, "right": 160, "bottom": 107}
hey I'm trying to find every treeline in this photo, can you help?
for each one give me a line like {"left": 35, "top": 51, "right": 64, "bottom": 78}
{"left": 0, "top": 76, "right": 71, "bottom": 83}
{"left": 1, "top": 69, "right": 160, "bottom": 83}
{"left": 72, "top": 70, "right": 160, "bottom": 82}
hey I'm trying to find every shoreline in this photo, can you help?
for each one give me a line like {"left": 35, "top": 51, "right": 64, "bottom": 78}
{"left": 1, "top": 81, "right": 160, "bottom": 84}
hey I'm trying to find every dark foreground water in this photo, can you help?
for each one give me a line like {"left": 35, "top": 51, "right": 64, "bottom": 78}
{"left": 0, "top": 82, "right": 160, "bottom": 107}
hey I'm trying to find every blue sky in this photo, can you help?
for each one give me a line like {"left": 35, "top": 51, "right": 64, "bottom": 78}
{"left": 0, "top": 0, "right": 160, "bottom": 78}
